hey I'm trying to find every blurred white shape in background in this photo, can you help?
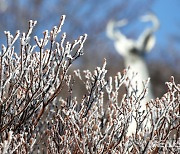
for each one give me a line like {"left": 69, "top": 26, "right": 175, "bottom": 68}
{"left": 106, "top": 13, "right": 159, "bottom": 136}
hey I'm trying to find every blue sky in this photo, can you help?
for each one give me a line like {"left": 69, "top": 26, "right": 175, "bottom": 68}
{"left": 152, "top": 0, "right": 180, "bottom": 46}
{"left": 1, "top": 0, "right": 179, "bottom": 49}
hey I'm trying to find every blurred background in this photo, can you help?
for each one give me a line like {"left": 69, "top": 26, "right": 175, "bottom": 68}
{"left": 0, "top": 0, "right": 179, "bottom": 98}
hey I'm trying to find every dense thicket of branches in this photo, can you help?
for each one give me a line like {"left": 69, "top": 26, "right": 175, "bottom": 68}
{"left": 0, "top": 16, "right": 179, "bottom": 153}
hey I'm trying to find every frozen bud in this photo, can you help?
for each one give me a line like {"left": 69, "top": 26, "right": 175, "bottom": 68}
{"left": 16, "top": 30, "right": 20, "bottom": 35}
{"left": 53, "top": 26, "right": 58, "bottom": 32}
{"left": 117, "top": 72, "right": 121, "bottom": 79}
{"left": 82, "top": 33, "right": 88, "bottom": 42}
{"left": 2, "top": 44, "right": 6, "bottom": 53}
{"left": 29, "top": 20, "right": 33, "bottom": 27}
{"left": 92, "top": 124, "right": 99, "bottom": 131}
{"left": 62, "top": 32, "right": 66, "bottom": 38}
{"left": 8, "top": 131, "right": 13, "bottom": 142}
{"left": 61, "top": 15, "right": 66, "bottom": 22}
{"left": 33, "top": 20, "right": 37, "bottom": 25}
{"left": 4, "top": 30, "right": 10, "bottom": 35}
{"left": 43, "top": 30, "right": 48, "bottom": 36}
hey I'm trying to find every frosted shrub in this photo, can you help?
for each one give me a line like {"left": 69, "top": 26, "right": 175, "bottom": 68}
{"left": 0, "top": 16, "right": 179, "bottom": 153}
{"left": 0, "top": 15, "right": 87, "bottom": 153}
{"left": 46, "top": 66, "right": 179, "bottom": 154}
